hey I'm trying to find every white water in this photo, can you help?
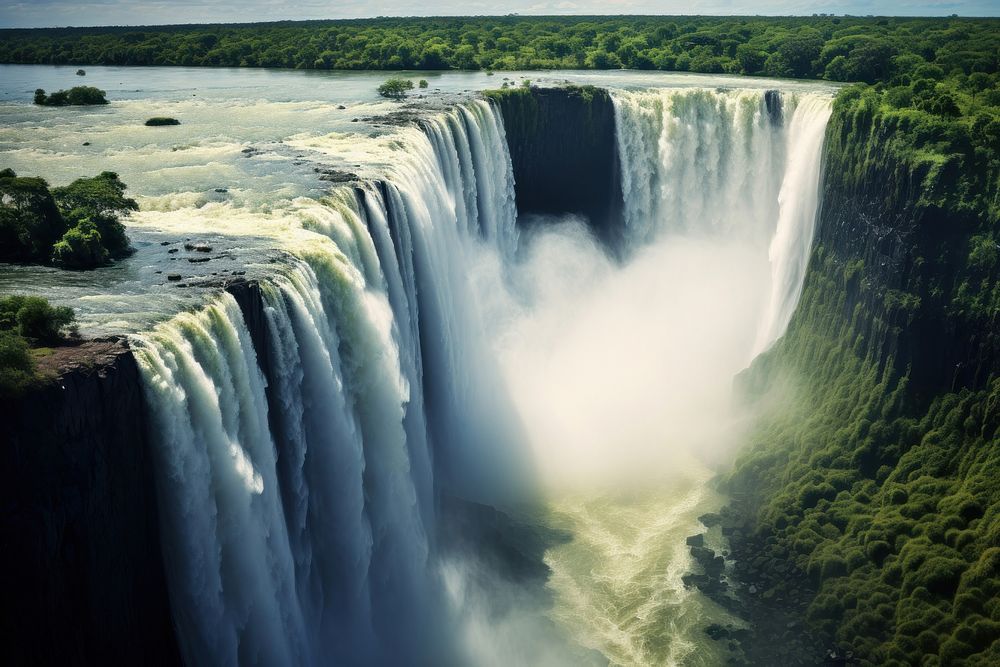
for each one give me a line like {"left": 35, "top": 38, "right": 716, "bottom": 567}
{"left": 613, "top": 88, "right": 833, "bottom": 358}
{"left": 128, "top": 87, "right": 832, "bottom": 666}
{"left": 494, "top": 88, "right": 833, "bottom": 665}
{"left": 133, "top": 100, "right": 526, "bottom": 665}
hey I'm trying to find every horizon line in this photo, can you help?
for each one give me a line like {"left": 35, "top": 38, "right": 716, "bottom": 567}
{"left": 3, "top": 13, "right": 998, "bottom": 31}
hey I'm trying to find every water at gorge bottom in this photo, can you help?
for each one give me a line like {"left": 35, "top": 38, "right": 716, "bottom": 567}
{"left": 545, "top": 465, "right": 731, "bottom": 666}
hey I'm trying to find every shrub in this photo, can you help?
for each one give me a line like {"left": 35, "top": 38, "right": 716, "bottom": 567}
{"left": 908, "top": 557, "right": 966, "bottom": 595}
{"left": 800, "top": 482, "right": 837, "bottom": 508}
{"left": 0, "top": 296, "right": 75, "bottom": 396}
{"left": 0, "top": 329, "right": 35, "bottom": 396}
{"left": 417, "top": 79, "right": 428, "bottom": 88}
{"left": 377, "top": 77, "right": 413, "bottom": 99}
{"left": 33, "top": 85, "right": 108, "bottom": 106}
{"left": 0, "top": 295, "right": 75, "bottom": 344}
{"left": 51, "top": 219, "right": 110, "bottom": 268}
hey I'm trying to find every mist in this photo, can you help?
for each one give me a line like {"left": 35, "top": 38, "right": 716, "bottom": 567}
{"left": 480, "top": 218, "right": 766, "bottom": 490}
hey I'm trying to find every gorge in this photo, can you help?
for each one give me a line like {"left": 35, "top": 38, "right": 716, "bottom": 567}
{"left": 1, "top": 62, "right": 997, "bottom": 667}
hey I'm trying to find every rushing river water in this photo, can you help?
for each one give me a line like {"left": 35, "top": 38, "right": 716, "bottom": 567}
{"left": 1, "top": 65, "right": 836, "bottom": 665}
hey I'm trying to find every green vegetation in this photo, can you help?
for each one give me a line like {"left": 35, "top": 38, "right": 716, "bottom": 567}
{"left": 377, "top": 77, "right": 414, "bottom": 99}
{"left": 0, "top": 295, "right": 75, "bottom": 396}
{"left": 144, "top": 116, "right": 180, "bottom": 126}
{"left": 0, "top": 169, "right": 136, "bottom": 269}
{"left": 725, "top": 31, "right": 1000, "bottom": 663}
{"left": 33, "top": 85, "right": 108, "bottom": 106}
{"left": 0, "top": 16, "right": 994, "bottom": 82}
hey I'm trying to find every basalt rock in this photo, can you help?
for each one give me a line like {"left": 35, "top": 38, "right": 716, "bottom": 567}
{"left": 488, "top": 86, "right": 624, "bottom": 251}
{"left": 0, "top": 341, "right": 181, "bottom": 665}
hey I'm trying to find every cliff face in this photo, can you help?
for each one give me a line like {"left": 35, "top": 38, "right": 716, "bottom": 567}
{"left": 726, "top": 93, "right": 1000, "bottom": 664}
{"left": 0, "top": 281, "right": 277, "bottom": 665}
{"left": 0, "top": 341, "right": 180, "bottom": 666}
{"left": 811, "top": 97, "right": 998, "bottom": 400}
{"left": 487, "top": 86, "right": 624, "bottom": 249}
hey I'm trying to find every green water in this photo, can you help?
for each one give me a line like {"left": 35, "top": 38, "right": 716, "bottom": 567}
{"left": 544, "top": 461, "right": 737, "bottom": 666}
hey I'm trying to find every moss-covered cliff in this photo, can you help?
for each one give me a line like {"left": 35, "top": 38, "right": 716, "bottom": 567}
{"left": 484, "top": 86, "right": 623, "bottom": 249}
{"left": 726, "top": 84, "right": 1000, "bottom": 665}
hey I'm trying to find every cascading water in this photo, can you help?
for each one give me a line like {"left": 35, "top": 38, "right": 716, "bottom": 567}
{"left": 612, "top": 88, "right": 833, "bottom": 356}
{"left": 499, "top": 87, "right": 834, "bottom": 666}
{"left": 131, "top": 86, "right": 832, "bottom": 666}
{"left": 754, "top": 95, "right": 834, "bottom": 354}
{"left": 133, "top": 99, "right": 525, "bottom": 666}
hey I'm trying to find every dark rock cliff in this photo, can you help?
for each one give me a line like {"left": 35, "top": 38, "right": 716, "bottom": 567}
{"left": 226, "top": 279, "right": 272, "bottom": 382}
{"left": 0, "top": 340, "right": 181, "bottom": 666}
{"left": 811, "top": 103, "right": 997, "bottom": 401}
{"left": 0, "top": 281, "right": 275, "bottom": 665}
{"left": 487, "top": 86, "right": 624, "bottom": 250}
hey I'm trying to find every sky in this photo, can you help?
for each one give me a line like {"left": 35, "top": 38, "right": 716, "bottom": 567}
{"left": 0, "top": 0, "right": 996, "bottom": 29}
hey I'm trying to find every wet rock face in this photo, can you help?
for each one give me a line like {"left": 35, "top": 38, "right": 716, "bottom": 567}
{"left": 0, "top": 342, "right": 180, "bottom": 665}
{"left": 491, "top": 87, "right": 625, "bottom": 251}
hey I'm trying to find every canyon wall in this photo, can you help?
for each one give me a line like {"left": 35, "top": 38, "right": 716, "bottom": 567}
{"left": 726, "top": 89, "right": 1000, "bottom": 664}
{"left": 487, "top": 85, "right": 624, "bottom": 248}
{"left": 0, "top": 342, "right": 180, "bottom": 665}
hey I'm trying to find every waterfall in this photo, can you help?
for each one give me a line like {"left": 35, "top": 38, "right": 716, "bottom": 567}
{"left": 131, "top": 87, "right": 832, "bottom": 665}
{"left": 612, "top": 88, "right": 832, "bottom": 355}
{"left": 753, "top": 95, "right": 833, "bottom": 354}
{"left": 132, "top": 99, "right": 522, "bottom": 666}
{"left": 132, "top": 295, "right": 311, "bottom": 666}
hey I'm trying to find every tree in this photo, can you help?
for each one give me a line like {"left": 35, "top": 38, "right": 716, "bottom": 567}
{"left": 773, "top": 29, "right": 824, "bottom": 78}
{"left": 51, "top": 219, "right": 110, "bottom": 268}
{"left": 52, "top": 171, "right": 136, "bottom": 257}
{"left": 0, "top": 295, "right": 75, "bottom": 344}
{"left": 0, "top": 330, "right": 34, "bottom": 396}
{"left": 377, "top": 77, "right": 414, "bottom": 99}
{"left": 0, "top": 170, "right": 65, "bottom": 261}
{"left": 735, "top": 43, "right": 766, "bottom": 74}
{"left": 0, "top": 170, "right": 135, "bottom": 268}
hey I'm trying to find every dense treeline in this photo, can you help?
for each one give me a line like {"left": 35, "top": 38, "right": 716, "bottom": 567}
{"left": 0, "top": 16, "right": 998, "bottom": 84}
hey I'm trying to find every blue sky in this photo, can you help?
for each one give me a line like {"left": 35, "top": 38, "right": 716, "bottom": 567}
{"left": 0, "top": 1, "right": 996, "bottom": 29}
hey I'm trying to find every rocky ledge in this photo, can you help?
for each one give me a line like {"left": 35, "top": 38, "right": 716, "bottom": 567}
{"left": 683, "top": 500, "right": 859, "bottom": 665}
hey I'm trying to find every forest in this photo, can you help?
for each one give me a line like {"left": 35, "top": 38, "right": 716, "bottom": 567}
{"left": 0, "top": 16, "right": 997, "bottom": 85}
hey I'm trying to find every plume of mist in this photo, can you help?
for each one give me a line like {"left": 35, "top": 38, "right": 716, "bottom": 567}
{"left": 476, "top": 217, "right": 770, "bottom": 492}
